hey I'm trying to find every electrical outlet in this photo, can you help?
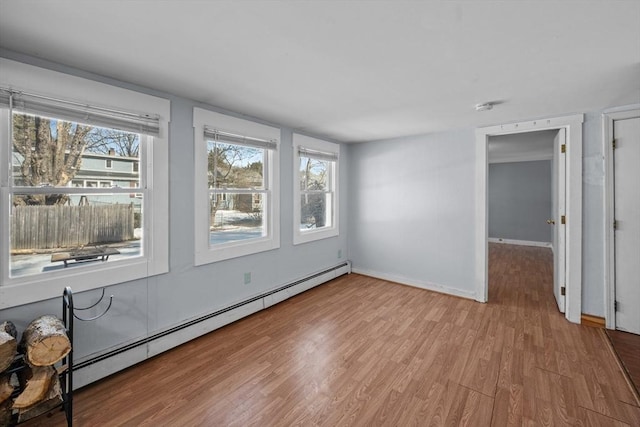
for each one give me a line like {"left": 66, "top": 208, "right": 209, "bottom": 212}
{"left": 338, "top": 249, "right": 342, "bottom": 259}
{"left": 244, "top": 272, "right": 251, "bottom": 284}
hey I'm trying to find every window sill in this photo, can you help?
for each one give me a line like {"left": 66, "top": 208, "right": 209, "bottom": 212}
{"left": 195, "top": 237, "right": 280, "bottom": 266}
{"left": 0, "top": 257, "right": 167, "bottom": 309}
{"left": 293, "top": 227, "right": 339, "bottom": 245}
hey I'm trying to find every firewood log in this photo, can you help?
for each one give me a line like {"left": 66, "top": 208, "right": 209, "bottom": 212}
{"left": 0, "top": 333, "right": 16, "bottom": 373}
{"left": 0, "top": 321, "right": 17, "bottom": 374}
{"left": 0, "top": 375, "right": 12, "bottom": 404}
{"left": 20, "top": 316, "right": 70, "bottom": 367}
{"left": 12, "top": 366, "right": 55, "bottom": 410}
{"left": 0, "top": 323, "right": 16, "bottom": 341}
{"left": 1, "top": 398, "right": 12, "bottom": 427}
{"left": 16, "top": 373, "right": 63, "bottom": 424}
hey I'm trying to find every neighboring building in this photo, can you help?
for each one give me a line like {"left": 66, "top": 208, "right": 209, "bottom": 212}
{"left": 12, "top": 149, "right": 141, "bottom": 208}
{"left": 68, "top": 151, "right": 141, "bottom": 208}
{"left": 70, "top": 150, "right": 139, "bottom": 189}
{"left": 209, "top": 166, "right": 263, "bottom": 213}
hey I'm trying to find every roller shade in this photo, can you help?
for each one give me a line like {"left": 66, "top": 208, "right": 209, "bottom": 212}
{"left": 0, "top": 88, "right": 161, "bottom": 136}
{"left": 204, "top": 126, "right": 278, "bottom": 150}
{"left": 298, "top": 147, "right": 338, "bottom": 162}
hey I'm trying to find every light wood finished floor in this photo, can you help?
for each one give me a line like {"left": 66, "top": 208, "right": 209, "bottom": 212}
{"left": 24, "top": 244, "right": 640, "bottom": 426}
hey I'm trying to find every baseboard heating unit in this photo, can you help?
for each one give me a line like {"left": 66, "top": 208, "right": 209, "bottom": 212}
{"left": 73, "top": 261, "right": 351, "bottom": 388}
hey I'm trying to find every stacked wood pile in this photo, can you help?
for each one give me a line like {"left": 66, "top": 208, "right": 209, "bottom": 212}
{"left": 0, "top": 316, "right": 70, "bottom": 426}
{"left": 0, "top": 321, "right": 17, "bottom": 427}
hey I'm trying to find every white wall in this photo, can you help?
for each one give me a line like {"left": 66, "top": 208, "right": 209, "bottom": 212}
{"left": 581, "top": 106, "right": 640, "bottom": 316}
{"left": 348, "top": 129, "right": 477, "bottom": 298}
{"left": 488, "top": 130, "right": 555, "bottom": 163}
{"left": 488, "top": 160, "right": 552, "bottom": 243}
{"left": 349, "top": 106, "right": 639, "bottom": 318}
{"left": 0, "top": 52, "right": 349, "bottom": 379}
{"left": 581, "top": 111, "right": 607, "bottom": 316}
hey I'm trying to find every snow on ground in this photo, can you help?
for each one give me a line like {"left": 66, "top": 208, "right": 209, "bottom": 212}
{"left": 209, "top": 209, "right": 264, "bottom": 245}
{"left": 10, "top": 241, "right": 143, "bottom": 278}
{"left": 10, "top": 211, "right": 264, "bottom": 278}
{"left": 211, "top": 210, "right": 259, "bottom": 228}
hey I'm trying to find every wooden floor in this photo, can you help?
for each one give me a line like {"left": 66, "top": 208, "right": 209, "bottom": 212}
{"left": 24, "top": 244, "right": 640, "bottom": 426}
{"left": 606, "top": 329, "right": 640, "bottom": 397}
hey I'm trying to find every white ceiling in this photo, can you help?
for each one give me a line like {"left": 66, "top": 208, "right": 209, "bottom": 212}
{"left": 0, "top": 1, "right": 638, "bottom": 143}
{"left": 488, "top": 130, "right": 556, "bottom": 164}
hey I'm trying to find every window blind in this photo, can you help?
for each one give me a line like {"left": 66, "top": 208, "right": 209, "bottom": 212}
{"left": 298, "top": 147, "right": 338, "bottom": 162}
{"left": 0, "top": 88, "right": 161, "bottom": 136}
{"left": 204, "top": 126, "right": 278, "bottom": 150}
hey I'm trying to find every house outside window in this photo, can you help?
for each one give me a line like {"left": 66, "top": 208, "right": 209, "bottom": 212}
{"left": 193, "top": 108, "right": 280, "bottom": 265}
{"left": 293, "top": 134, "right": 339, "bottom": 245}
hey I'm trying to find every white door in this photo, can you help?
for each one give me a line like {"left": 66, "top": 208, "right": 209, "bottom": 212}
{"left": 614, "top": 117, "right": 640, "bottom": 334}
{"left": 552, "top": 129, "right": 566, "bottom": 312}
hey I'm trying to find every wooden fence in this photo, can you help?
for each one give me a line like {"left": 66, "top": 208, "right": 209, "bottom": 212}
{"left": 11, "top": 204, "right": 135, "bottom": 250}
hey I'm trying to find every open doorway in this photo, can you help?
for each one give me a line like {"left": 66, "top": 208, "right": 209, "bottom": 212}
{"left": 487, "top": 130, "right": 558, "bottom": 306}
{"left": 475, "top": 114, "right": 584, "bottom": 324}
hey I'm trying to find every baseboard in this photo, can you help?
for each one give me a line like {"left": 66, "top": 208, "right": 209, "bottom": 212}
{"left": 73, "top": 261, "right": 351, "bottom": 389}
{"left": 581, "top": 313, "right": 605, "bottom": 328}
{"left": 351, "top": 268, "right": 475, "bottom": 300}
{"left": 488, "top": 237, "right": 552, "bottom": 248}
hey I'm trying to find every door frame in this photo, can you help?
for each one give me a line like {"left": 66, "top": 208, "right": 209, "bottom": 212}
{"left": 475, "top": 114, "right": 584, "bottom": 323}
{"left": 553, "top": 128, "right": 567, "bottom": 313}
{"left": 603, "top": 108, "right": 640, "bottom": 329}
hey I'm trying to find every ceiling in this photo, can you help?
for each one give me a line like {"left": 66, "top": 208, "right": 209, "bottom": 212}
{"left": 488, "top": 130, "right": 556, "bottom": 164}
{"left": 0, "top": 1, "right": 638, "bottom": 143}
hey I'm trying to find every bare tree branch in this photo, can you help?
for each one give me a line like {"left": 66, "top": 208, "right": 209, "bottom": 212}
{"left": 85, "top": 128, "right": 139, "bottom": 157}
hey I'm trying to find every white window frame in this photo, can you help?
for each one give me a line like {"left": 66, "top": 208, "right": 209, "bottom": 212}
{"left": 193, "top": 108, "right": 280, "bottom": 265}
{"left": 0, "top": 58, "right": 169, "bottom": 309}
{"left": 293, "top": 134, "right": 339, "bottom": 245}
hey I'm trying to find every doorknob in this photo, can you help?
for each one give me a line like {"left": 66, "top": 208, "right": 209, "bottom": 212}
{"left": 547, "top": 219, "right": 555, "bottom": 225}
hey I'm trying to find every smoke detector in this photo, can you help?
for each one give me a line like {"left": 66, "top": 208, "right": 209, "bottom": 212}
{"left": 475, "top": 102, "right": 493, "bottom": 112}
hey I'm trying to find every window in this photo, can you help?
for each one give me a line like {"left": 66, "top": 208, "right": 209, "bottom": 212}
{"left": 293, "top": 134, "right": 339, "bottom": 244}
{"left": 5, "top": 112, "right": 147, "bottom": 279}
{"left": 193, "top": 108, "right": 280, "bottom": 264}
{"left": 0, "top": 58, "right": 169, "bottom": 309}
{"left": 106, "top": 158, "right": 113, "bottom": 168}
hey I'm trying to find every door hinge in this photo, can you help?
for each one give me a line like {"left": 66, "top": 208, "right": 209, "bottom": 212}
{"left": 561, "top": 144, "right": 566, "bottom": 153}
{"left": 614, "top": 300, "right": 618, "bottom": 311}
{"left": 613, "top": 220, "right": 618, "bottom": 230}
{"left": 561, "top": 286, "right": 566, "bottom": 296}
{"left": 612, "top": 139, "right": 617, "bottom": 150}
{"left": 561, "top": 215, "right": 566, "bottom": 225}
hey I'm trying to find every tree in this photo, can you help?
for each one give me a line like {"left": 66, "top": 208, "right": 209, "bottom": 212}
{"left": 207, "top": 144, "right": 262, "bottom": 188}
{"left": 12, "top": 114, "right": 139, "bottom": 206}
{"left": 85, "top": 128, "right": 139, "bottom": 157}
{"left": 301, "top": 158, "right": 327, "bottom": 228}
{"left": 12, "top": 114, "right": 91, "bottom": 206}
{"left": 303, "top": 186, "right": 326, "bottom": 228}
{"left": 207, "top": 143, "right": 263, "bottom": 218}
